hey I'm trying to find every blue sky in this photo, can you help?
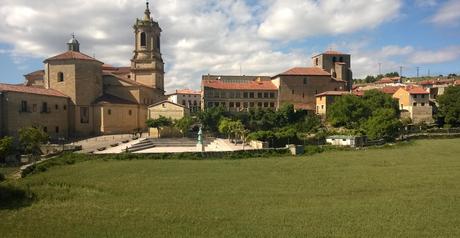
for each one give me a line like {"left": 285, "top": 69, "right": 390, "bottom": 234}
{"left": 0, "top": 0, "right": 459, "bottom": 92}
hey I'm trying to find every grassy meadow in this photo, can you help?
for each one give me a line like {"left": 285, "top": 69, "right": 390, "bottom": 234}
{"left": 1, "top": 139, "right": 460, "bottom": 237}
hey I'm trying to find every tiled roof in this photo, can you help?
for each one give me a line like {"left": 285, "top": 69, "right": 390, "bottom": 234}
{"left": 276, "top": 67, "right": 331, "bottom": 77}
{"left": 94, "top": 94, "right": 137, "bottom": 105}
{"left": 24, "top": 70, "right": 45, "bottom": 77}
{"left": 406, "top": 86, "right": 429, "bottom": 95}
{"left": 45, "top": 51, "right": 103, "bottom": 63}
{"left": 175, "top": 89, "right": 201, "bottom": 95}
{"left": 202, "top": 79, "right": 278, "bottom": 91}
{"left": 0, "top": 83, "right": 68, "bottom": 98}
{"left": 102, "top": 71, "right": 156, "bottom": 90}
{"left": 380, "top": 86, "right": 403, "bottom": 95}
{"left": 149, "top": 100, "right": 188, "bottom": 109}
{"left": 315, "top": 91, "right": 350, "bottom": 97}
{"left": 102, "top": 65, "right": 131, "bottom": 74}
{"left": 455, "top": 80, "right": 460, "bottom": 85}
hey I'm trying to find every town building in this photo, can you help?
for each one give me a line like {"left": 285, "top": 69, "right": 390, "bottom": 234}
{"left": 1, "top": 2, "right": 166, "bottom": 138}
{"left": 315, "top": 91, "right": 352, "bottom": 116}
{"left": 202, "top": 75, "right": 278, "bottom": 112}
{"left": 393, "top": 86, "right": 433, "bottom": 124}
{"left": 202, "top": 51, "right": 350, "bottom": 112}
{"left": 147, "top": 101, "right": 190, "bottom": 120}
{"left": 167, "top": 89, "right": 202, "bottom": 113}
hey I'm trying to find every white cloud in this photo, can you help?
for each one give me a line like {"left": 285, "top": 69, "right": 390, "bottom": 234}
{"left": 430, "top": 0, "right": 460, "bottom": 25}
{"left": 408, "top": 46, "right": 460, "bottom": 64}
{"left": 258, "top": 0, "right": 402, "bottom": 40}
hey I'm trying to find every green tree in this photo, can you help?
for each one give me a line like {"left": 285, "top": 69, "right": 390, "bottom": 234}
{"left": 362, "top": 90, "right": 400, "bottom": 114}
{"left": 437, "top": 86, "right": 460, "bottom": 126}
{"left": 362, "top": 109, "right": 402, "bottom": 140}
{"left": 218, "top": 117, "right": 233, "bottom": 139}
{"left": 385, "top": 72, "right": 399, "bottom": 77}
{"left": 0, "top": 136, "right": 14, "bottom": 163}
{"left": 229, "top": 120, "right": 245, "bottom": 143}
{"left": 197, "top": 106, "right": 227, "bottom": 132}
{"left": 146, "top": 116, "right": 173, "bottom": 138}
{"left": 18, "top": 127, "right": 49, "bottom": 155}
{"left": 328, "top": 95, "right": 370, "bottom": 129}
{"left": 174, "top": 116, "right": 195, "bottom": 136}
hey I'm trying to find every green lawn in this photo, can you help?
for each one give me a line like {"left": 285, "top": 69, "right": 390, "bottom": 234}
{"left": 1, "top": 139, "right": 460, "bottom": 237}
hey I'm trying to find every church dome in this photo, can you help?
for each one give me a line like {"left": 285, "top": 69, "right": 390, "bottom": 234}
{"left": 68, "top": 37, "right": 79, "bottom": 44}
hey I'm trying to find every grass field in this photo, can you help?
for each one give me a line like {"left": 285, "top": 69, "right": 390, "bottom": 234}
{"left": 1, "top": 139, "right": 460, "bottom": 237}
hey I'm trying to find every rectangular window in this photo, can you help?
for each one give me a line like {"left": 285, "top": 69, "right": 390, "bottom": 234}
{"left": 41, "top": 102, "right": 48, "bottom": 113}
{"left": 243, "top": 92, "right": 248, "bottom": 98}
{"left": 229, "top": 102, "right": 234, "bottom": 107}
{"left": 249, "top": 92, "right": 254, "bottom": 98}
{"left": 421, "top": 103, "right": 425, "bottom": 106}
{"left": 250, "top": 102, "right": 255, "bottom": 107}
{"left": 264, "top": 92, "right": 269, "bottom": 98}
{"left": 292, "top": 90, "right": 295, "bottom": 94}
{"left": 236, "top": 102, "right": 241, "bottom": 108}
{"left": 243, "top": 102, "right": 248, "bottom": 108}
{"left": 414, "top": 95, "right": 417, "bottom": 99}
{"left": 80, "top": 107, "right": 89, "bottom": 124}
{"left": 108, "top": 109, "right": 112, "bottom": 115}
{"left": 229, "top": 92, "right": 235, "bottom": 98}
{"left": 303, "top": 78, "right": 308, "bottom": 84}
{"left": 32, "top": 104, "right": 37, "bottom": 112}
{"left": 302, "top": 93, "right": 305, "bottom": 98}
{"left": 55, "top": 104, "right": 59, "bottom": 110}
{"left": 270, "top": 93, "right": 275, "bottom": 98}
{"left": 421, "top": 94, "right": 425, "bottom": 98}
{"left": 20, "top": 100, "right": 28, "bottom": 112}
{"left": 264, "top": 102, "right": 269, "bottom": 107}
{"left": 413, "top": 103, "right": 417, "bottom": 106}
{"left": 257, "top": 92, "right": 262, "bottom": 98}
{"left": 55, "top": 126, "right": 59, "bottom": 133}
{"left": 43, "top": 127, "right": 47, "bottom": 133}
{"left": 63, "top": 105, "right": 67, "bottom": 111}
{"left": 235, "top": 92, "right": 241, "bottom": 98}
{"left": 258, "top": 102, "right": 262, "bottom": 107}
{"left": 270, "top": 102, "right": 275, "bottom": 108}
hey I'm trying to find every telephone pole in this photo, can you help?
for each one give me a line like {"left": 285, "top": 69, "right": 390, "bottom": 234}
{"left": 378, "top": 63, "right": 382, "bottom": 75}
{"left": 399, "top": 66, "right": 403, "bottom": 77}
{"left": 416, "top": 67, "right": 420, "bottom": 78}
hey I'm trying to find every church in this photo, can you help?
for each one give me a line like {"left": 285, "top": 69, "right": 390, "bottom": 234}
{"left": 0, "top": 2, "right": 166, "bottom": 139}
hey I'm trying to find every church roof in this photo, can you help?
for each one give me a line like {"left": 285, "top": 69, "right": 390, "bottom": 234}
{"left": 94, "top": 94, "right": 138, "bottom": 105}
{"left": 0, "top": 83, "right": 68, "bottom": 98}
{"left": 275, "top": 67, "right": 331, "bottom": 77}
{"left": 44, "top": 51, "right": 103, "bottom": 64}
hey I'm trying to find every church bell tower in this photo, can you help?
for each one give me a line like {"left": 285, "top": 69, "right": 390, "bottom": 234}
{"left": 131, "top": 1, "right": 165, "bottom": 91}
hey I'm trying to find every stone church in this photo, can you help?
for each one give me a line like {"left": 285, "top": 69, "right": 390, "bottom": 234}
{"left": 0, "top": 3, "right": 166, "bottom": 139}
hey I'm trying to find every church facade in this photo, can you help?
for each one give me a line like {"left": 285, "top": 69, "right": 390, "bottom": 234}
{"left": 0, "top": 3, "right": 165, "bottom": 139}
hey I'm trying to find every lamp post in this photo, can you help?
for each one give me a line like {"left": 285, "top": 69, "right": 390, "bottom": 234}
{"left": 197, "top": 126, "right": 205, "bottom": 152}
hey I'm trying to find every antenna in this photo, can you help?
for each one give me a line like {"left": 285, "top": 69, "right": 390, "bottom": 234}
{"left": 378, "top": 62, "right": 382, "bottom": 75}
{"left": 239, "top": 63, "right": 242, "bottom": 76}
{"left": 416, "top": 67, "right": 420, "bottom": 78}
{"left": 399, "top": 66, "right": 403, "bottom": 77}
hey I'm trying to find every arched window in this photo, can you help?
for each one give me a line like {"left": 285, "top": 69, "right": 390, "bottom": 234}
{"left": 140, "top": 32, "right": 147, "bottom": 47}
{"left": 57, "top": 72, "right": 64, "bottom": 82}
{"left": 332, "top": 57, "right": 337, "bottom": 63}
{"left": 339, "top": 57, "right": 343, "bottom": 62}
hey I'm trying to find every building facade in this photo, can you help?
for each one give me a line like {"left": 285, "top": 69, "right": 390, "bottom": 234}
{"left": 167, "top": 89, "right": 202, "bottom": 113}
{"left": 1, "top": 3, "right": 166, "bottom": 139}
{"left": 148, "top": 101, "right": 190, "bottom": 120}
{"left": 393, "top": 86, "right": 433, "bottom": 124}
{"left": 202, "top": 75, "right": 278, "bottom": 112}
{"left": 311, "top": 50, "right": 353, "bottom": 90}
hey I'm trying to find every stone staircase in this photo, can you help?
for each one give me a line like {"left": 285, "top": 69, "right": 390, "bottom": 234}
{"left": 127, "top": 137, "right": 214, "bottom": 153}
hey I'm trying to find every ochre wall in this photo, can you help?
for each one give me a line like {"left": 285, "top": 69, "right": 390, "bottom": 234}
{"left": 148, "top": 102, "right": 189, "bottom": 120}
{"left": 1, "top": 91, "right": 69, "bottom": 139}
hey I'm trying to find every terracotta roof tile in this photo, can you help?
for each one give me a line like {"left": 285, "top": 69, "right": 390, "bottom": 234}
{"left": 276, "top": 67, "right": 331, "bottom": 77}
{"left": 45, "top": 51, "right": 103, "bottom": 63}
{"left": 0, "top": 83, "right": 68, "bottom": 98}
{"left": 315, "top": 91, "right": 350, "bottom": 97}
{"left": 175, "top": 89, "right": 201, "bottom": 95}
{"left": 202, "top": 79, "right": 277, "bottom": 91}
{"left": 376, "top": 77, "right": 401, "bottom": 84}
{"left": 323, "top": 50, "right": 346, "bottom": 55}
{"left": 379, "top": 86, "right": 403, "bottom": 95}
{"left": 406, "top": 86, "right": 429, "bottom": 95}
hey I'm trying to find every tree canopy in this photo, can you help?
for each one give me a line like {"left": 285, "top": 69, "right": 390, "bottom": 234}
{"left": 19, "top": 127, "right": 49, "bottom": 155}
{"left": 437, "top": 86, "right": 460, "bottom": 126}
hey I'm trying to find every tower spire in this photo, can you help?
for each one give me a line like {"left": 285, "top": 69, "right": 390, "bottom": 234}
{"left": 144, "top": 1, "right": 151, "bottom": 20}
{"left": 67, "top": 33, "right": 80, "bottom": 52}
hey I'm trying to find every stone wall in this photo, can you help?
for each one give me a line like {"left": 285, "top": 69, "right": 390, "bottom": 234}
{"left": 148, "top": 102, "right": 189, "bottom": 120}
{"left": 0, "top": 91, "right": 69, "bottom": 139}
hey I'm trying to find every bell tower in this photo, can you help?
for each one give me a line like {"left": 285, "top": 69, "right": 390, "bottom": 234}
{"left": 131, "top": 1, "right": 165, "bottom": 91}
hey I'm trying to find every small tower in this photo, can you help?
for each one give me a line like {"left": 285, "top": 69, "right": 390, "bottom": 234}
{"left": 131, "top": 1, "right": 165, "bottom": 91}
{"left": 67, "top": 34, "right": 80, "bottom": 52}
